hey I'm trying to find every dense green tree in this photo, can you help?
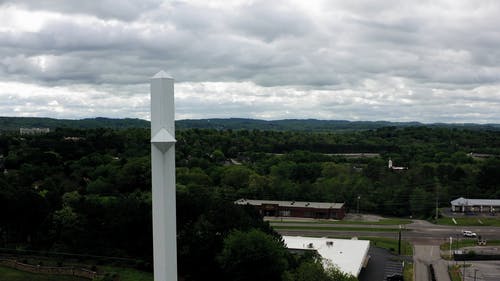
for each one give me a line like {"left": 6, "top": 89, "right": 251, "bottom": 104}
{"left": 217, "top": 229, "right": 288, "bottom": 281}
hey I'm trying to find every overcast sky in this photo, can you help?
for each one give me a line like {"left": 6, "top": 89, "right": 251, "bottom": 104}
{"left": 1, "top": 0, "right": 499, "bottom": 123}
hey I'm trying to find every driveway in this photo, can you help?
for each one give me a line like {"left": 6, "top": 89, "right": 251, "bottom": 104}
{"left": 359, "top": 247, "right": 404, "bottom": 281}
{"left": 414, "top": 244, "right": 450, "bottom": 281}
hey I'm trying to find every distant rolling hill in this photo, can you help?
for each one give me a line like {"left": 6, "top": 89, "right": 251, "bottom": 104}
{"left": 176, "top": 118, "right": 500, "bottom": 132}
{"left": 0, "top": 117, "right": 149, "bottom": 131}
{"left": 0, "top": 116, "right": 499, "bottom": 132}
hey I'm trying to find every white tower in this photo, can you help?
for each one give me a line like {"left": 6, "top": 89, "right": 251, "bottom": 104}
{"left": 150, "top": 71, "right": 177, "bottom": 281}
{"left": 388, "top": 159, "right": 393, "bottom": 169}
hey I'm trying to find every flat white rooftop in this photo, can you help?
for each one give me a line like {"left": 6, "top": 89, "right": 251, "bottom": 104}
{"left": 283, "top": 236, "right": 370, "bottom": 277}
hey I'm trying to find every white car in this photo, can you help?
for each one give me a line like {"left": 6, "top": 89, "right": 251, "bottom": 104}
{"left": 463, "top": 230, "right": 477, "bottom": 237}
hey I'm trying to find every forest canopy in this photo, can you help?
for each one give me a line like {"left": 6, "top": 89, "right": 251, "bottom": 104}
{"left": 0, "top": 125, "right": 499, "bottom": 280}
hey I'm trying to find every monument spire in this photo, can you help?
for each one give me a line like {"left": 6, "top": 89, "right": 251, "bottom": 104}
{"left": 151, "top": 71, "right": 177, "bottom": 281}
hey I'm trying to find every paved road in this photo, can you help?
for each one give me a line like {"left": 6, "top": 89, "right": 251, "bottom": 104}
{"left": 272, "top": 219, "right": 500, "bottom": 242}
{"left": 413, "top": 245, "right": 450, "bottom": 281}
{"left": 463, "top": 261, "right": 500, "bottom": 281}
{"left": 358, "top": 247, "right": 404, "bottom": 281}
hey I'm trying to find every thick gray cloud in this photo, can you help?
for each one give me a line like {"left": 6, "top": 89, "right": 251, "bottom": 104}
{"left": 0, "top": 0, "right": 499, "bottom": 123}
{"left": 0, "top": 0, "right": 162, "bottom": 21}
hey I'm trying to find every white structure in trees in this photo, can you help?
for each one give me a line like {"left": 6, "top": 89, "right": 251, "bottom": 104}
{"left": 151, "top": 71, "right": 177, "bottom": 281}
{"left": 388, "top": 159, "right": 407, "bottom": 170}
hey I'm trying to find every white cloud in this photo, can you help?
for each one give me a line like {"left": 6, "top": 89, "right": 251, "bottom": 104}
{"left": 0, "top": 1, "right": 500, "bottom": 123}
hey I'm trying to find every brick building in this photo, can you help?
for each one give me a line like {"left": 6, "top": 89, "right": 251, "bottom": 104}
{"left": 235, "top": 199, "right": 346, "bottom": 220}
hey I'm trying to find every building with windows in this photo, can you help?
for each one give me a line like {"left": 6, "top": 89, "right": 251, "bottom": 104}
{"left": 451, "top": 197, "right": 500, "bottom": 213}
{"left": 234, "top": 199, "right": 345, "bottom": 219}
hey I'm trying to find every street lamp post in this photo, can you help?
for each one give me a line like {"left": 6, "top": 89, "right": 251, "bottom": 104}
{"left": 449, "top": 236, "right": 453, "bottom": 259}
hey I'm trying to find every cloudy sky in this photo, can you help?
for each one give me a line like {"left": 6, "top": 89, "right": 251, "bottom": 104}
{"left": 1, "top": 0, "right": 499, "bottom": 123}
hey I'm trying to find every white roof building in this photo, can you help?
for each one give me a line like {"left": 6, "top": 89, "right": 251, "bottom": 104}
{"left": 235, "top": 199, "right": 344, "bottom": 209}
{"left": 451, "top": 197, "right": 500, "bottom": 212}
{"left": 282, "top": 236, "right": 370, "bottom": 277}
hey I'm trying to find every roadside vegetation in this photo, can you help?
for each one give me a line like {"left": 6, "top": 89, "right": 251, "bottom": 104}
{"left": 440, "top": 239, "right": 500, "bottom": 251}
{"left": 448, "top": 265, "right": 462, "bottom": 281}
{"left": 268, "top": 218, "right": 412, "bottom": 225}
{"left": 272, "top": 225, "right": 401, "bottom": 232}
{"left": 0, "top": 266, "right": 87, "bottom": 281}
{"left": 403, "top": 262, "right": 413, "bottom": 281}
{"left": 436, "top": 217, "right": 500, "bottom": 226}
{"left": 358, "top": 237, "right": 413, "bottom": 256}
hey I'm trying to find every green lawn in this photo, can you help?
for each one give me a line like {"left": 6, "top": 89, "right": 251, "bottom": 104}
{"left": 403, "top": 262, "right": 413, "bottom": 281}
{"left": 436, "top": 217, "right": 500, "bottom": 226}
{"left": 0, "top": 266, "right": 87, "bottom": 281}
{"left": 100, "top": 266, "right": 153, "bottom": 281}
{"left": 358, "top": 236, "right": 413, "bottom": 256}
{"left": 272, "top": 225, "right": 401, "bottom": 232}
{"left": 440, "top": 239, "right": 500, "bottom": 250}
{"left": 268, "top": 218, "right": 412, "bottom": 225}
{"left": 448, "top": 265, "right": 462, "bottom": 281}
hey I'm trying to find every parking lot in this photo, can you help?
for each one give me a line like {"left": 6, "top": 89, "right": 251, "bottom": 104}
{"left": 461, "top": 261, "right": 500, "bottom": 281}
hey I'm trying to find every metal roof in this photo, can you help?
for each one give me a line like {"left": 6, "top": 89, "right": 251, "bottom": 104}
{"left": 234, "top": 199, "right": 345, "bottom": 209}
{"left": 283, "top": 236, "right": 370, "bottom": 277}
{"left": 451, "top": 197, "right": 500, "bottom": 206}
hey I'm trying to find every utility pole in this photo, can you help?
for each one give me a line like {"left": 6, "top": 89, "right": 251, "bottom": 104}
{"left": 398, "top": 225, "right": 401, "bottom": 255}
{"left": 435, "top": 180, "right": 439, "bottom": 221}
{"left": 357, "top": 195, "right": 360, "bottom": 214}
{"left": 463, "top": 260, "right": 465, "bottom": 281}
{"left": 151, "top": 71, "right": 177, "bottom": 281}
{"left": 449, "top": 236, "right": 453, "bottom": 259}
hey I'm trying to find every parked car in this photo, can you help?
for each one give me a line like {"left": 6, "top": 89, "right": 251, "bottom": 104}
{"left": 463, "top": 230, "right": 477, "bottom": 237}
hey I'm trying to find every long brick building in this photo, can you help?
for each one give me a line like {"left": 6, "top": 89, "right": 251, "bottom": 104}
{"left": 235, "top": 199, "right": 346, "bottom": 220}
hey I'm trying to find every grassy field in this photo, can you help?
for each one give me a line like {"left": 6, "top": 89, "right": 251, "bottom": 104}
{"left": 268, "top": 218, "right": 412, "bottom": 225}
{"left": 448, "top": 265, "right": 462, "bottom": 281}
{"left": 357, "top": 236, "right": 413, "bottom": 256}
{"left": 440, "top": 239, "right": 500, "bottom": 250}
{"left": 436, "top": 217, "right": 500, "bottom": 226}
{"left": 403, "top": 262, "right": 413, "bottom": 281}
{"left": 100, "top": 266, "right": 153, "bottom": 281}
{"left": 0, "top": 266, "right": 87, "bottom": 281}
{"left": 272, "top": 225, "right": 401, "bottom": 232}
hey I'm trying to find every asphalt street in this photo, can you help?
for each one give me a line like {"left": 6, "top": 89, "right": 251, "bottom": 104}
{"left": 272, "top": 219, "right": 500, "bottom": 242}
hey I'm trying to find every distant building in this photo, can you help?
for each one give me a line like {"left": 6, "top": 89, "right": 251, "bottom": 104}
{"left": 234, "top": 199, "right": 346, "bottom": 219}
{"left": 19, "top": 127, "right": 50, "bottom": 135}
{"left": 451, "top": 197, "right": 500, "bottom": 213}
{"left": 388, "top": 159, "right": 407, "bottom": 170}
{"left": 283, "top": 236, "right": 370, "bottom": 277}
{"left": 63, "top": 136, "right": 84, "bottom": 141}
{"left": 327, "top": 153, "right": 380, "bottom": 158}
{"left": 467, "top": 152, "right": 494, "bottom": 159}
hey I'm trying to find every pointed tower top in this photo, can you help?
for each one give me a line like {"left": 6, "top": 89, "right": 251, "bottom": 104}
{"left": 152, "top": 70, "right": 173, "bottom": 79}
